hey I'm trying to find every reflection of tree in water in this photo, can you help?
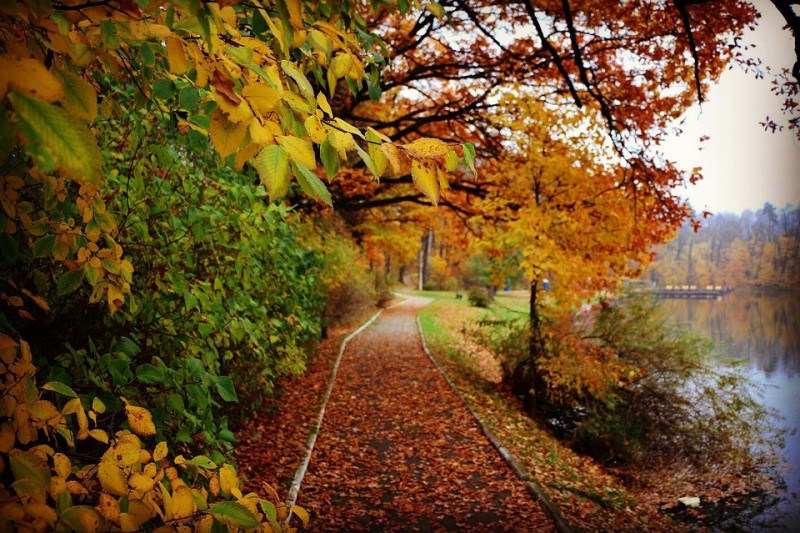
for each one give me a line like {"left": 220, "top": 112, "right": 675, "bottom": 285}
{"left": 662, "top": 293, "right": 800, "bottom": 377}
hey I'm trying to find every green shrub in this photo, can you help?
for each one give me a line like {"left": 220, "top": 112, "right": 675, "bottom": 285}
{"left": 467, "top": 288, "right": 491, "bottom": 308}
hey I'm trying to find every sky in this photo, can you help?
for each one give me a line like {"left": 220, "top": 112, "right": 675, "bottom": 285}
{"left": 660, "top": 0, "right": 800, "bottom": 215}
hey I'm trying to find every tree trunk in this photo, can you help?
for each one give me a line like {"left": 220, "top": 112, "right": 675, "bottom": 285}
{"left": 510, "top": 280, "right": 547, "bottom": 417}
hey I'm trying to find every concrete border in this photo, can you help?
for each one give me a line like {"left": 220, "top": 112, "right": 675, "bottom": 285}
{"left": 416, "top": 313, "right": 575, "bottom": 533}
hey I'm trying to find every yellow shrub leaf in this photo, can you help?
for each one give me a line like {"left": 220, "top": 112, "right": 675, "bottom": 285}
{"left": 104, "top": 433, "right": 141, "bottom": 467}
{"left": 92, "top": 397, "right": 106, "bottom": 414}
{"left": 219, "top": 464, "right": 239, "bottom": 497}
{"left": 290, "top": 504, "right": 309, "bottom": 528}
{"left": 8, "top": 449, "right": 49, "bottom": 486}
{"left": 242, "top": 82, "right": 280, "bottom": 116}
{"left": 97, "top": 492, "right": 121, "bottom": 523}
{"left": 53, "top": 453, "right": 71, "bottom": 479}
{"left": 165, "top": 35, "right": 188, "bottom": 75}
{"left": 66, "top": 480, "right": 89, "bottom": 495}
{"left": 24, "top": 502, "right": 57, "bottom": 526}
{"left": 89, "top": 429, "right": 109, "bottom": 444}
{"left": 125, "top": 405, "right": 156, "bottom": 437}
{"left": 59, "top": 505, "right": 106, "bottom": 533}
{"left": 209, "top": 474, "right": 220, "bottom": 497}
{"left": 30, "top": 400, "right": 60, "bottom": 425}
{"left": 316, "top": 92, "right": 332, "bottom": 117}
{"left": 153, "top": 441, "right": 168, "bottom": 462}
{"left": 97, "top": 462, "right": 128, "bottom": 497}
{"left": 213, "top": 86, "right": 253, "bottom": 123}
{"left": 169, "top": 485, "right": 195, "bottom": 520}
{"left": 277, "top": 135, "right": 315, "bottom": 169}
{"left": 0, "top": 422, "right": 15, "bottom": 452}
{"left": 120, "top": 499, "right": 154, "bottom": 531}
{"left": 304, "top": 115, "right": 327, "bottom": 144}
{"left": 209, "top": 109, "right": 248, "bottom": 159}
{"left": 0, "top": 55, "right": 63, "bottom": 102}
{"left": 129, "top": 472, "right": 156, "bottom": 493}
{"left": 49, "top": 476, "right": 66, "bottom": 499}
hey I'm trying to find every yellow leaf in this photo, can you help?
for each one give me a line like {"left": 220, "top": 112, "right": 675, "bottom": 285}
{"left": 92, "top": 397, "right": 106, "bottom": 414}
{"left": 153, "top": 441, "right": 168, "bottom": 462}
{"left": 24, "top": 502, "right": 57, "bottom": 527}
{"left": 243, "top": 82, "right": 280, "bottom": 117}
{"left": 214, "top": 88, "right": 253, "bottom": 124}
{"left": 411, "top": 159, "right": 440, "bottom": 205}
{"left": 404, "top": 137, "right": 450, "bottom": 159}
{"left": 277, "top": 135, "right": 315, "bottom": 169}
{"left": 304, "top": 115, "right": 327, "bottom": 144}
{"left": 107, "top": 283, "right": 125, "bottom": 315}
{"left": 248, "top": 119, "right": 280, "bottom": 147}
{"left": 209, "top": 474, "right": 220, "bottom": 497}
{"left": 50, "top": 475, "right": 67, "bottom": 499}
{"left": 209, "top": 109, "right": 248, "bottom": 159}
{"left": 234, "top": 142, "right": 260, "bottom": 171}
{"left": 169, "top": 485, "right": 195, "bottom": 520}
{"left": 89, "top": 428, "right": 109, "bottom": 444}
{"left": 327, "top": 129, "right": 354, "bottom": 159}
{"left": 0, "top": 422, "right": 15, "bottom": 452}
{"left": 97, "top": 462, "right": 128, "bottom": 497}
{"left": 125, "top": 405, "right": 156, "bottom": 437}
{"left": 0, "top": 55, "right": 63, "bottom": 103}
{"left": 120, "top": 499, "right": 154, "bottom": 532}
{"left": 381, "top": 143, "right": 407, "bottom": 176}
{"left": 290, "top": 505, "right": 309, "bottom": 528}
{"left": 66, "top": 480, "right": 88, "bottom": 495}
{"left": 97, "top": 492, "right": 121, "bottom": 523}
{"left": 316, "top": 92, "right": 333, "bottom": 117}
{"left": 30, "top": 400, "right": 61, "bottom": 425}
{"left": 165, "top": 35, "right": 188, "bottom": 75}
{"left": 104, "top": 433, "right": 141, "bottom": 467}
{"left": 285, "top": 0, "right": 304, "bottom": 30}
{"left": 59, "top": 505, "right": 106, "bottom": 533}
{"left": 129, "top": 472, "right": 156, "bottom": 492}
{"left": 53, "top": 453, "right": 71, "bottom": 479}
{"left": 219, "top": 464, "right": 238, "bottom": 497}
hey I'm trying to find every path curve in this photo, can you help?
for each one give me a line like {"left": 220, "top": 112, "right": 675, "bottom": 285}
{"left": 298, "top": 296, "right": 555, "bottom": 531}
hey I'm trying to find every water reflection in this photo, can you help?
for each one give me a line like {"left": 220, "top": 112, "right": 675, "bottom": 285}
{"left": 663, "top": 292, "right": 800, "bottom": 377}
{"left": 661, "top": 291, "right": 800, "bottom": 531}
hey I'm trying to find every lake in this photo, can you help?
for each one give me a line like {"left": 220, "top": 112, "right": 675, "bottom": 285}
{"left": 661, "top": 291, "right": 800, "bottom": 531}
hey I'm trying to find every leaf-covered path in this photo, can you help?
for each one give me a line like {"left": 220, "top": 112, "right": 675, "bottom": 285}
{"left": 297, "top": 296, "right": 555, "bottom": 531}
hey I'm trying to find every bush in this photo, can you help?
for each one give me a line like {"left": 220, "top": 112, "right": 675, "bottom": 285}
{"left": 488, "top": 292, "right": 781, "bottom": 468}
{"left": 467, "top": 288, "right": 491, "bottom": 308}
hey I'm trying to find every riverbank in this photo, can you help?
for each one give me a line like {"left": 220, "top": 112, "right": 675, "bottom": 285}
{"left": 416, "top": 291, "right": 783, "bottom": 531}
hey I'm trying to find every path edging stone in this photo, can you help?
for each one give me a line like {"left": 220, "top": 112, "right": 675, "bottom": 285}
{"left": 415, "top": 313, "right": 575, "bottom": 533}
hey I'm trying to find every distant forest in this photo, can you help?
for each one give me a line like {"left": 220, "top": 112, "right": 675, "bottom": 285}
{"left": 645, "top": 203, "right": 800, "bottom": 289}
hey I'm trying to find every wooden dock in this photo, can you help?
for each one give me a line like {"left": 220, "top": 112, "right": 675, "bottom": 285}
{"left": 651, "top": 285, "right": 733, "bottom": 298}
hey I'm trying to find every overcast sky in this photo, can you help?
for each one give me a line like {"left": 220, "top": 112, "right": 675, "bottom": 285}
{"left": 661, "top": 0, "right": 800, "bottom": 215}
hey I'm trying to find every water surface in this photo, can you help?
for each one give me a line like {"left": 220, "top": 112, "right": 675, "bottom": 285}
{"left": 662, "top": 291, "right": 800, "bottom": 530}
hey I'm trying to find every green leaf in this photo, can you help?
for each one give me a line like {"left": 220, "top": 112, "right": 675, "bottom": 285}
{"left": 319, "top": 139, "right": 339, "bottom": 178}
{"left": 187, "top": 455, "right": 217, "bottom": 469}
{"left": 198, "top": 323, "right": 214, "bottom": 339}
{"left": 253, "top": 145, "right": 291, "bottom": 201}
{"left": 8, "top": 449, "right": 50, "bottom": 486}
{"left": 57, "top": 269, "right": 84, "bottom": 297}
{"left": 215, "top": 376, "right": 238, "bottom": 402}
{"left": 292, "top": 162, "right": 332, "bottom": 206}
{"left": 208, "top": 501, "right": 259, "bottom": 529}
{"left": 462, "top": 142, "right": 476, "bottom": 176}
{"left": 42, "top": 381, "right": 78, "bottom": 397}
{"left": 179, "top": 87, "right": 200, "bottom": 111}
{"left": 136, "top": 364, "right": 166, "bottom": 384}
{"left": 280, "top": 60, "right": 314, "bottom": 102}
{"left": 0, "top": 233, "right": 18, "bottom": 263}
{"left": 354, "top": 144, "right": 379, "bottom": 180}
{"left": 10, "top": 93, "right": 102, "bottom": 184}
{"left": 152, "top": 79, "right": 175, "bottom": 100}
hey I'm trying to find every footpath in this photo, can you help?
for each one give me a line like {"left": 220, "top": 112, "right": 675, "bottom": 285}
{"left": 294, "top": 296, "right": 556, "bottom": 531}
